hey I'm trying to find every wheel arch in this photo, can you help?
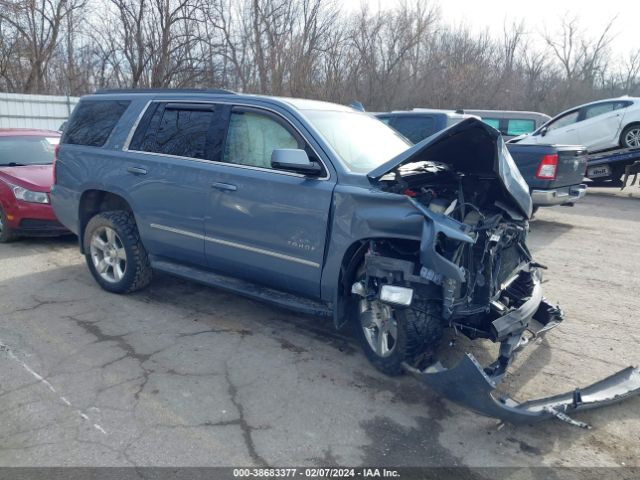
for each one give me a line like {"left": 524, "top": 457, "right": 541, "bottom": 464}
{"left": 78, "top": 189, "right": 134, "bottom": 253}
{"left": 620, "top": 122, "right": 640, "bottom": 147}
{"left": 332, "top": 236, "right": 421, "bottom": 329}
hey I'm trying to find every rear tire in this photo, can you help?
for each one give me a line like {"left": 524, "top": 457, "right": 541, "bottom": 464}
{"left": 620, "top": 124, "right": 640, "bottom": 149}
{"left": 84, "top": 211, "right": 152, "bottom": 293}
{"left": 0, "top": 206, "right": 16, "bottom": 243}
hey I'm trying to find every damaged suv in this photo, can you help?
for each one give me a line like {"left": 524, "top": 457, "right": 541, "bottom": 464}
{"left": 52, "top": 90, "right": 639, "bottom": 426}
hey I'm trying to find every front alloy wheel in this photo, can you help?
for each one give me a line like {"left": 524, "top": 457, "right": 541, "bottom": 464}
{"left": 90, "top": 226, "right": 127, "bottom": 283}
{"left": 354, "top": 284, "right": 443, "bottom": 376}
{"left": 359, "top": 299, "right": 398, "bottom": 358}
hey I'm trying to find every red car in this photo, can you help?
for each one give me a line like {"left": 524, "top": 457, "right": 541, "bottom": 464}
{"left": 0, "top": 129, "right": 69, "bottom": 242}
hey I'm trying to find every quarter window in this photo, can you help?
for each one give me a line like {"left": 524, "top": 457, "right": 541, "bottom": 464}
{"left": 63, "top": 100, "right": 130, "bottom": 147}
{"left": 223, "top": 110, "right": 298, "bottom": 169}
{"left": 131, "top": 103, "right": 217, "bottom": 159}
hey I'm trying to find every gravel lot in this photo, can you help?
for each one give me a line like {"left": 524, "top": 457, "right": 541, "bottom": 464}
{"left": 1, "top": 190, "right": 639, "bottom": 468}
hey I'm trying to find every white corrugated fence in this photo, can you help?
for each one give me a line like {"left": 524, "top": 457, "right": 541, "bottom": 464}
{"left": 0, "top": 92, "right": 80, "bottom": 131}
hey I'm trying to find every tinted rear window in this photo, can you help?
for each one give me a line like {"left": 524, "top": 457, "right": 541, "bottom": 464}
{"left": 506, "top": 119, "right": 536, "bottom": 136}
{"left": 129, "top": 103, "right": 217, "bottom": 159}
{"left": 482, "top": 118, "right": 500, "bottom": 129}
{"left": 63, "top": 100, "right": 130, "bottom": 147}
{"left": 392, "top": 116, "right": 435, "bottom": 143}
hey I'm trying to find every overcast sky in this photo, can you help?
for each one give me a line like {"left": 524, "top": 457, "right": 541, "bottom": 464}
{"left": 344, "top": 0, "right": 639, "bottom": 59}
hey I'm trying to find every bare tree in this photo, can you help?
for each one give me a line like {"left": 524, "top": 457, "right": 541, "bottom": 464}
{"left": 0, "top": 0, "right": 86, "bottom": 93}
{"left": 0, "top": 0, "right": 638, "bottom": 116}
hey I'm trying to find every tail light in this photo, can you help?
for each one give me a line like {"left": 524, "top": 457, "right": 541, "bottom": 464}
{"left": 535, "top": 154, "right": 558, "bottom": 180}
{"left": 53, "top": 144, "right": 60, "bottom": 184}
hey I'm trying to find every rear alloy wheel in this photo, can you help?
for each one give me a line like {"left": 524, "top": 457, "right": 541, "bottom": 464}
{"left": 89, "top": 226, "right": 127, "bottom": 284}
{"left": 0, "top": 207, "right": 16, "bottom": 243}
{"left": 84, "top": 211, "right": 152, "bottom": 293}
{"left": 621, "top": 125, "right": 640, "bottom": 148}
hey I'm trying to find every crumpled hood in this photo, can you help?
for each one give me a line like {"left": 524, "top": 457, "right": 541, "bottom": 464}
{"left": 0, "top": 165, "right": 54, "bottom": 192}
{"left": 368, "top": 118, "right": 533, "bottom": 217}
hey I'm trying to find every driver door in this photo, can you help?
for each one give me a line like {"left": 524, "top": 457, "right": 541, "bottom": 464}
{"left": 540, "top": 109, "right": 581, "bottom": 145}
{"left": 204, "top": 106, "right": 335, "bottom": 298}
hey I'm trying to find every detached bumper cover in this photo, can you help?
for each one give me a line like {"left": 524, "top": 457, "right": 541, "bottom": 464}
{"left": 531, "top": 184, "right": 587, "bottom": 206}
{"left": 405, "top": 355, "right": 640, "bottom": 428}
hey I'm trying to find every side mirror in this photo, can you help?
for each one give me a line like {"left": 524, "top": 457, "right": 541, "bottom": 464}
{"left": 539, "top": 126, "right": 548, "bottom": 137}
{"left": 271, "top": 149, "right": 322, "bottom": 175}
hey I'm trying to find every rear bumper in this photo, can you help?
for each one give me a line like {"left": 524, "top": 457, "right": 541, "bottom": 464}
{"left": 531, "top": 184, "right": 587, "bottom": 206}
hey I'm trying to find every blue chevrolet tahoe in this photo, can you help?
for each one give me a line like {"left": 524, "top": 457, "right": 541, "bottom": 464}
{"left": 52, "top": 89, "right": 639, "bottom": 424}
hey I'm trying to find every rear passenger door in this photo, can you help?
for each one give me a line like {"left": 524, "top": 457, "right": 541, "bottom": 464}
{"left": 203, "top": 106, "right": 335, "bottom": 298}
{"left": 577, "top": 101, "right": 626, "bottom": 150}
{"left": 124, "top": 101, "right": 226, "bottom": 266}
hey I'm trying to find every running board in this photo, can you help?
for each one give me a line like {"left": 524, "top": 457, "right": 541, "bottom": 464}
{"left": 151, "top": 259, "right": 332, "bottom": 317}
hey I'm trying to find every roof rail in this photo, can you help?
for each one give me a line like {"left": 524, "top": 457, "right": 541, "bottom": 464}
{"left": 94, "top": 88, "right": 236, "bottom": 95}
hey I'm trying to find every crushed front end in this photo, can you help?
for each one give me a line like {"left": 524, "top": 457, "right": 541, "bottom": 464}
{"left": 359, "top": 119, "right": 640, "bottom": 426}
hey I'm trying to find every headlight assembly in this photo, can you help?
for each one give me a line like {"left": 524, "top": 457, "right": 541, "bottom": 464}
{"left": 10, "top": 184, "right": 50, "bottom": 204}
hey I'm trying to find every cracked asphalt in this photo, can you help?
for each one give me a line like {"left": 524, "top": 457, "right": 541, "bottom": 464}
{"left": 1, "top": 192, "right": 639, "bottom": 467}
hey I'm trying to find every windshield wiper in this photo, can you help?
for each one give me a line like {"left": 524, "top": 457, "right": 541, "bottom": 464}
{"left": 0, "top": 162, "right": 27, "bottom": 166}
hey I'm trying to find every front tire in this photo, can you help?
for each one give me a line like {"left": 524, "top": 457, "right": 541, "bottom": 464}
{"left": 84, "top": 211, "right": 152, "bottom": 293}
{"left": 355, "top": 294, "right": 443, "bottom": 376}
{"left": 0, "top": 206, "right": 16, "bottom": 243}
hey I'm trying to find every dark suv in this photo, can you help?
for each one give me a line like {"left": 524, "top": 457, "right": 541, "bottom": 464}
{"left": 54, "top": 89, "right": 626, "bottom": 423}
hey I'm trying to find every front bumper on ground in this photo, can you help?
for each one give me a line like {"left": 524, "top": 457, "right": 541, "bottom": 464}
{"left": 405, "top": 355, "right": 640, "bottom": 428}
{"left": 405, "top": 282, "right": 640, "bottom": 427}
{"left": 531, "top": 184, "right": 587, "bottom": 206}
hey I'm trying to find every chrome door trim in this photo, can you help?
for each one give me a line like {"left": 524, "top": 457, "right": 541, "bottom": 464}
{"left": 150, "top": 223, "right": 321, "bottom": 269}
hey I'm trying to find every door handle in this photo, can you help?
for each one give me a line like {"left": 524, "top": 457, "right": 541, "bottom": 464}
{"left": 127, "top": 166, "right": 147, "bottom": 175}
{"left": 211, "top": 182, "right": 237, "bottom": 192}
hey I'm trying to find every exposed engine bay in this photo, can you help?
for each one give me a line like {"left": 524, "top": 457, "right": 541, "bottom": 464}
{"left": 353, "top": 119, "right": 640, "bottom": 427}
{"left": 375, "top": 160, "right": 545, "bottom": 347}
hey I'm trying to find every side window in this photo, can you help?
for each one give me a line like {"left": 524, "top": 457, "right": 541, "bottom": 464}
{"left": 584, "top": 102, "right": 615, "bottom": 120}
{"left": 223, "top": 110, "right": 299, "bottom": 169}
{"left": 131, "top": 103, "right": 216, "bottom": 159}
{"left": 613, "top": 101, "right": 632, "bottom": 111}
{"left": 506, "top": 119, "right": 536, "bottom": 136}
{"left": 63, "top": 100, "right": 130, "bottom": 147}
{"left": 391, "top": 116, "right": 435, "bottom": 143}
{"left": 547, "top": 110, "right": 579, "bottom": 132}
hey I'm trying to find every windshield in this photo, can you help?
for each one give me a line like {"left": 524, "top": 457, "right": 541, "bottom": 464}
{"left": 302, "top": 110, "right": 410, "bottom": 173}
{"left": 0, "top": 136, "right": 59, "bottom": 166}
